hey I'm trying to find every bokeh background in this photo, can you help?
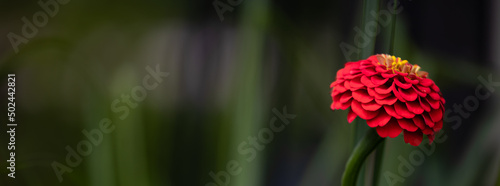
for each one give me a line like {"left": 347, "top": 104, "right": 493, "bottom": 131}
{"left": 0, "top": 0, "right": 499, "bottom": 185}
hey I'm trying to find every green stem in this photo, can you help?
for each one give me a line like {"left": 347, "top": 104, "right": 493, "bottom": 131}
{"left": 388, "top": 0, "right": 398, "bottom": 54}
{"left": 342, "top": 129, "right": 385, "bottom": 186}
{"left": 372, "top": 140, "right": 385, "bottom": 186}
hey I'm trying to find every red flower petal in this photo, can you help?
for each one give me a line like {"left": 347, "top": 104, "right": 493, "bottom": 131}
{"left": 361, "top": 67, "right": 378, "bottom": 76}
{"left": 353, "top": 89, "right": 374, "bottom": 103}
{"left": 339, "top": 92, "right": 353, "bottom": 103}
{"left": 339, "top": 99, "right": 352, "bottom": 110}
{"left": 367, "top": 112, "right": 391, "bottom": 127}
{"left": 371, "top": 75, "right": 389, "bottom": 85}
{"left": 404, "top": 76, "right": 419, "bottom": 84}
{"left": 375, "top": 82, "right": 394, "bottom": 94}
{"left": 413, "top": 87, "right": 427, "bottom": 97}
{"left": 415, "top": 85, "right": 431, "bottom": 93}
{"left": 348, "top": 108, "right": 357, "bottom": 123}
{"left": 392, "top": 86, "right": 406, "bottom": 102}
{"left": 336, "top": 68, "right": 345, "bottom": 79}
{"left": 420, "top": 78, "right": 434, "bottom": 87}
{"left": 366, "top": 87, "right": 376, "bottom": 96}
{"left": 384, "top": 105, "right": 403, "bottom": 119}
{"left": 361, "top": 75, "right": 377, "bottom": 87}
{"left": 369, "top": 56, "right": 381, "bottom": 65}
{"left": 422, "top": 113, "right": 435, "bottom": 127}
{"left": 332, "top": 100, "right": 340, "bottom": 109}
{"left": 360, "top": 60, "right": 372, "bottom": 67}
{"left": 335, "top": 83, "right": 347, "bottom": 93}
{"left": 330, "top": 80, "right": 338, "bottom": 88}
{"left": 399, "top": 87, "right": 418, "bottom": 101}
{"left": 368, "top": 88, "right": 391, "bottom": 99}
{"left": 412, "top": 116, "right": 426, "bottom": 130}
{"left": 349, "top": 77, "right": 365, "bottom": 89}
{"left": 433, "top": 120, "right": 443, "bottom": 131}
{"left": 395, "top": 71, "right": 408, "bottom": 77}
{"left": 429, "top": 92, "right": 441, "bottom": 100}
{"left": 331, "top": 89, "right": 340, "bottom": 98}
{"left": 381, "top": 73, "right": 397, "bottom": 78}
{"left": 422, "top": 128, "right": 433, "bottom": 135}
{"left": 351, "top": 100, "right": 379, "bottom": 120}
{"left": 375, "top": 96, "right": 398, "bottom": 105}
{"left": 431, "top": 84, "right": 440, "bottom": 92}
{"left": 394, "top": 102, "right": 416, "bottom": 118}
{"left": 343, "top": 63, "right": 353, "bottom": 74}
{"left": 419, "top": 97, "right": 431, "bottom": 112}
{"left": 395, "top": 77, "right": 412, "bottom": 89}
{"left": 375, "top": 66, "right": 389, "bottom": 73}
{"left": 406, "top": 101, "right": 424, "bottom": 114}
{"left": 344, "top": 81, "right": 351, "bottom": 90}
{"left": 345, "top": 73, "right": 363, "bottom": 80}
{"left": 425, "top": 97, "right": 441, "bottom": 109}
{"left": 398, "top": 119, "right": 418, "bottom": 132}
{"left": 362, "top": 101, "right": 382, "bottom": 111}
{"left": 404, "top": 130, "right": 423, "bottom": 146}
{"left": 429, "top": 108, "right": 443, "bottom": 123}
{"left": 376, "top": 119, "right": 403, "bottom": 138}
{"left": 343, "top": 62, "right": 360, "bottom": 76}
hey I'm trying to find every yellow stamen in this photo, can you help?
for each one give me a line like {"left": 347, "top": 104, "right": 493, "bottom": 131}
{"left": 376, "top": 54, "right": 425, "bottom": 77}
{"left": 389, "top": 56, "right": 408, "bottom": 71}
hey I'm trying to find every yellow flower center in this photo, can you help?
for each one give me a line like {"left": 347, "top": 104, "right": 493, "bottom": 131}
{"left": 376, "top": 54, "right": 427, "bottom": 77}
{"left": 390, "top": 56, "right": 408, "bottom": 70}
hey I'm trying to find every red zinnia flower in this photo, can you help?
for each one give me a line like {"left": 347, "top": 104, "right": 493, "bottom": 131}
{"left": 330, "top": 54, "right": 445, "bottom": 146}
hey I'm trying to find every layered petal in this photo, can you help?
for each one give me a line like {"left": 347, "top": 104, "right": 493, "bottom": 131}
{"left": 404, "top": 130, "right": 423, "bottom": 146}
{"left": 384, "top": 105, "right": 403, "bottom": 119}
{"left": 398, "top": 119, "right": 418, "bottom": 132}
{"left": 376, "top": 119, "right": 403, "bottom": 138}
{"left": 406, "top": 101, "right": 424, "bottom": 114}
{"left": 394, "top": 102, "right": 415, "bottom": 118}
{"left": 362, "top": 101, "right": 382, "bottom": 111}
{"left": 351, "top": 100, "right": 379, "bottom": 120}
{"left": 353, "top": 89, "right": 373, "bottom": 103}
{"left": 367, "top": 112, "right": 391, "bottom": 127}
{"left": 347, "top": 108, "right": 357, "bottom": 123}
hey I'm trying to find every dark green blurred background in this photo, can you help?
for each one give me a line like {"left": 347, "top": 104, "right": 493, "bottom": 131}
{"left": 0, "top": 0, "right": 499, "bottom": 185}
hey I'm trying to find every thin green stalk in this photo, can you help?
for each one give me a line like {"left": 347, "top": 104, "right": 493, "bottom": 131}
{"left": 372, "top": 141, "right": 385, "bottom": 186}
{"left": 388, "top": 0, "right": 398, "bottom": 54}
{"left": 357, "top": 0, "right": 367, "bottom": 61}
{"left": 342, "top": 129, "right": 385, "bottom": 186}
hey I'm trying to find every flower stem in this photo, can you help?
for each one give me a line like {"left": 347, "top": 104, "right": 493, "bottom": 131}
{"left": 342, "top": 129, "right": 385, "bottom": 186}
{"left": 388, "top": 0, "right": 398, "bottom": 54}
{"left": 372, "top": 140, "right": 385, "bottom": 186}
